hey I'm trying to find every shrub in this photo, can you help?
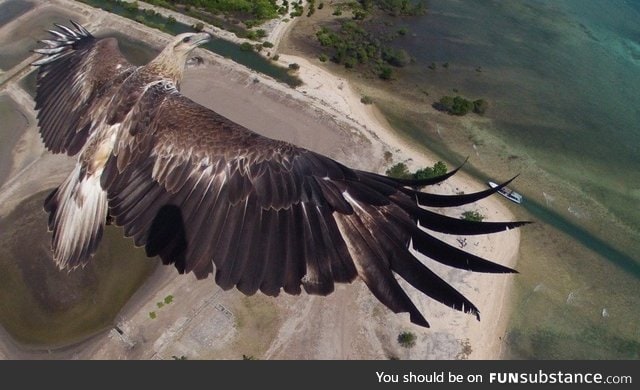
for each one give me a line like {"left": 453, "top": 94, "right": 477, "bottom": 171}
{"left": 262, "top": 41, "right": 274, "bottom": 48}
{"left": 398, "top": 331, "right": 417, "bottom": 348}
{"left": 319, "top": 53, "right": 328, "bottom": 62}
{"left": 360, "top": 95, "right": 374, "bottom": 104}
{"left": 451, "top": 96, "right": 474, "bottom": 116}
{"left": 385, "top": 162, "right": 411, "bottom": 179}
{"left": 379, "top": 66, "right": 393, "bottom": 80}
{"left": 383, "top": 48, "right": 410, "bottom": 67}
{"left": 461, "top": 210, "right": 485, "bottom": 222}
{"left": 473, "top": 99, "right": 489, "bottom": 115}
{"left": 433, "top": 95, "right": 476, "bottom": 116}
{"left": 192, "top": 22, "right": 204, "bottom": 32}
{"left": 240, "top": 42, "right": 254, "bottom": 51}
{"left": 344, "top": 57, "right": 357, "bottom": 68}
{"left": 413, "top": 161, "right": 448, "bottom": 180}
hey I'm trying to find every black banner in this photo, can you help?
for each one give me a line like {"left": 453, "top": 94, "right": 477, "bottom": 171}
{"left": 0, "top": 360, "right": 637, "bottom": 389}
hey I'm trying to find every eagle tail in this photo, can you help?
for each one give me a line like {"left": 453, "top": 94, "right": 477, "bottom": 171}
{"left": 44, "top": 165, "right": 108, "bottom": 270}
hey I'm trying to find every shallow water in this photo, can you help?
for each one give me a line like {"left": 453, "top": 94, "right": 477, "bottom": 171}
{"left": 0, "top": 0, "right": 35, "bottom": 28}
{"left": 0, "top": 94, "right": 30, "bottom": 185}
{"left": 373, "top": 0, "right": 640, "bottom": 358}
{"left": 0, "top": 191, "right": 157, "bottom": 347}
{"left": 0, "top": 7, "right": 82, "bottom": 70}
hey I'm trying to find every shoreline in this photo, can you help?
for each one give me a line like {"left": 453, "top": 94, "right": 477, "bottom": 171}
{"left": 0, "top": 0, "right": 520, "bottom": 359}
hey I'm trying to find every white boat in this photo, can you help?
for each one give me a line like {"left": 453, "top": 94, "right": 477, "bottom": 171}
{"left": 488, "top": 181, "right": 523, "bottom": 204}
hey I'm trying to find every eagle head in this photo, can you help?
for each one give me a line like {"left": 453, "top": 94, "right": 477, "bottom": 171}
{"left": 171, "top": 32, "right": 212, "bottom": 54}
{"left": 148, "top": 31, "right": 212, "bottom": 86}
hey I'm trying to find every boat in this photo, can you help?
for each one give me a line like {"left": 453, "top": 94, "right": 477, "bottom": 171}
{"left": 488, "top": 181, "right": 523, "bottom": 204}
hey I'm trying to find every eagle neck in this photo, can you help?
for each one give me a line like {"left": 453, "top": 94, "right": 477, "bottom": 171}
{"left": 145, "top": 49, "right": 187, "bottom": 86}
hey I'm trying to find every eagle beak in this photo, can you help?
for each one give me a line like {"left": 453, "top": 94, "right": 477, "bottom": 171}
{"left": 193, "top": 32, "right": 212, "bottom": 46}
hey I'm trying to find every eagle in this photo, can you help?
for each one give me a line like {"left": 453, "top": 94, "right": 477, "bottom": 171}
{"left": 32, "top": 22, "right": 528, "bottom": 328}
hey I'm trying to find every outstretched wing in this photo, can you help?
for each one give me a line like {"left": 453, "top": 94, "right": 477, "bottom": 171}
{"left": 101, "top": 83, "right": 529, "bottom": 327}
{"left": 33, "top": 21, "right": 136, "bottom": 155}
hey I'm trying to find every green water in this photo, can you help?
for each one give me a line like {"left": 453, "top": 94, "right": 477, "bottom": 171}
{"left": 0, "top": 191, "right": 157, "bottom": 347}
{"left": 371, "top": 0, "right": 640, "bottom": 359}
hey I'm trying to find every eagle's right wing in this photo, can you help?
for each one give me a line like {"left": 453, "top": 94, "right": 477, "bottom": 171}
{"left": 33, "top": 21, "right": 136, "bottom": 155}
{"left": 101, "top": 85, "right": 528, "bottom": 327}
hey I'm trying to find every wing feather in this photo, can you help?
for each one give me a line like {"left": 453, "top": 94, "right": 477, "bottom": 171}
{"left": 33, "top": 24, "right": 135, "bottom": 155}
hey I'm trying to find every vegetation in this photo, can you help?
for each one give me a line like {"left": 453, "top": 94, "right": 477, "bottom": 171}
{"left": 164, "top": 295, "right": 174, "bottom": 304}
{"left": 386, "top": 161, "right": 448, "bottom": 180}
{"left": 461, "top": 210, "right": 485, "bottom": 222}
{"left": 149, "top": 311, "right": 157, "bottom": 319}
{"left": 315, "top": 22, "right": 411, "bottom": 74}
{"left": 385, "top": 162, "right": 411, "bottom": 179}
{"left": 397, "top": 331, "right": 417, "bottom": 348}
{"left": 192, "top": 21, "right": 205, "bottom": 32}
{"left": 172, "top": 355, "right": 188, "bottom": 360}
{"left": 413, "top": 161, "right": 447, "bottom": 180}
{"left": 360, "top": 95, "right": 374, "bottom": 104}
{"left": 433, "top": 95, "right": 489, "bottom": 116}
{"left": 472, "top": 99, "right": 488, "bottom": 115}
{"left": 375, "top": 0, "right": 427, "bottom": 16}
{"left": 312, "top": 1, "right": 427, "bottom": 80}
{"left": 146, "top": 0, "right": 279, "bottom": 23}
{"left": 240, "top": 42, "right": 254, "bottom": 51}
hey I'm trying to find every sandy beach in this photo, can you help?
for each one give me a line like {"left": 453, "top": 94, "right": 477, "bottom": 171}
{"left": 0, "top": 0, "right": 521, "bottom": 359}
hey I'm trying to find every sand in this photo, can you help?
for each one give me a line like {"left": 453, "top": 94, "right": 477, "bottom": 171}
{"left": 0, "top": 0, "right": 521, "bottom": 360}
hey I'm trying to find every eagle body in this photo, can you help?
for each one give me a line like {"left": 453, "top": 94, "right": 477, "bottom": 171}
{"left": 33, "top": 23, "right": 528, "bottom": 327}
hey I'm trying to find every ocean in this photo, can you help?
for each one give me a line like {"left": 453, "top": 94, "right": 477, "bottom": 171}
{"left": 372, "top": 0, "right": 640, "bottom": 358}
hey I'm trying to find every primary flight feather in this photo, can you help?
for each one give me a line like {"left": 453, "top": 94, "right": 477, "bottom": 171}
{"left": 32, "top": 22, "right": 528, "bottom": 327}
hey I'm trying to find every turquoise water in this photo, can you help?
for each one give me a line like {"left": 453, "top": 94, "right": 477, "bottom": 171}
{"left": 378, "top": 0, "right": 640, "bottom": 358}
